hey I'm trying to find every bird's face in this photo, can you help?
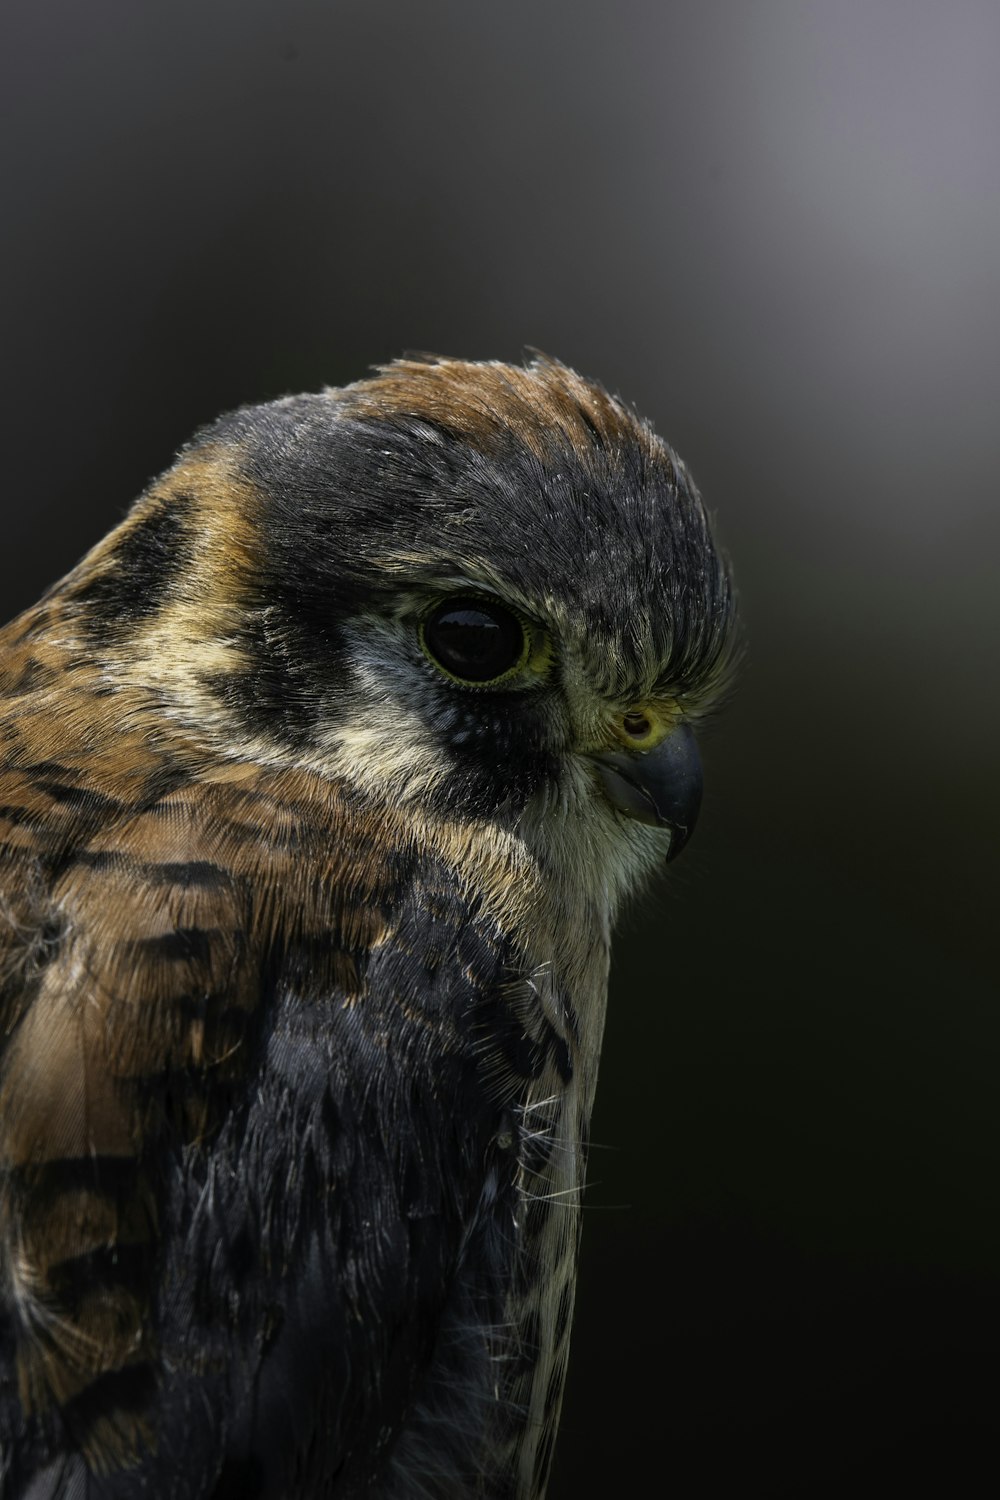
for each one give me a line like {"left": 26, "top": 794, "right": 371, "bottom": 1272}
{"left": 308, "top": 566, "right": 719, "bottom": 911}
{"left": 66, "top": 357, "right": 737, "bottom": 910}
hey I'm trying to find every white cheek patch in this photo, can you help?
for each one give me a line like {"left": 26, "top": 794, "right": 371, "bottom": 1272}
{"left": 315, "top": 705, "right": 445, "bottom": 806}
{"left": 312, "top": 617, "right": 449, "bottom": 805}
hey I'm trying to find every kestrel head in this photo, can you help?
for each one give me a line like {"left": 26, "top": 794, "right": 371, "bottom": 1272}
{"left": 62, "top": 355, "right": 739, "bottom": 909}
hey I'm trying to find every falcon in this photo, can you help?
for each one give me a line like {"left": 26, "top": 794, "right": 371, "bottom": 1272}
{"left": 0, "top": 356, "right": 738, "bottom": 1497}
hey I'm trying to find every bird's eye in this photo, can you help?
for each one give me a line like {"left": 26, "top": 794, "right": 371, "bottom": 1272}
{"left": 421, "top": 597, "right": 528, "bottom": 685}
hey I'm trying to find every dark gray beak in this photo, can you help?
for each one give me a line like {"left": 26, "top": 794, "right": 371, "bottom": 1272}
{"left": 589, "top": 722, "right": 703, "bottom": 860}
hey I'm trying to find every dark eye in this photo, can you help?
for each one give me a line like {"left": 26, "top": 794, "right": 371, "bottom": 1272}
{"left": 421, "top": 597, "right": 527, "bottom": 684}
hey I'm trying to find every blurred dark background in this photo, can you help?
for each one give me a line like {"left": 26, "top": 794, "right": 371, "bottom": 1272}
{"left": 3, "top": 1, "right": 998, "bottom": 1493}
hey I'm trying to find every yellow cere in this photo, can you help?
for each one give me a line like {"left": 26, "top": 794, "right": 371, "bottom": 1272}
{"left": 612, "top": 702, "right": 681, "bottom": 752}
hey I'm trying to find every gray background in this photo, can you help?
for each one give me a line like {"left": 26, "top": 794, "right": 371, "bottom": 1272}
{"left": 3, "top": 2, "right": 998, "bottom": 1493}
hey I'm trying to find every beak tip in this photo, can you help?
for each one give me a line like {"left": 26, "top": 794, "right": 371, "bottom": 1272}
{"left": 664, "top": 817, "right": 696, "bottom": 862}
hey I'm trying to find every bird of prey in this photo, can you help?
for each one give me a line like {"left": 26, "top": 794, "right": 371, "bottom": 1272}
{"left": 0, "top": 356, "right": 737, "bottom": 1498}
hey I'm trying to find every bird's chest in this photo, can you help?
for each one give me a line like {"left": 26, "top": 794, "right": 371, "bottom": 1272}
{"left": 502, "top": 957, "right": 610, "bottom": 1498}
{"left": 382, "top": 896, "right": 612, "bottom": 1500}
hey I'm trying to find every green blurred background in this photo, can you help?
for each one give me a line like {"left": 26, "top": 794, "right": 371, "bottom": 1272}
{"left": 3, "top": 2, "right": 998, "bottom": 1493}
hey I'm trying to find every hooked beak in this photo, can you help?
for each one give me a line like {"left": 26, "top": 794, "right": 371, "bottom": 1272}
{"left": 588, "top": 722, "right": 703, "bottom": 861}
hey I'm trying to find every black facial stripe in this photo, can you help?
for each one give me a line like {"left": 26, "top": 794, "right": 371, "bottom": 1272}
{"left": 74, "top": 496, "right": 196, "bottom": 640}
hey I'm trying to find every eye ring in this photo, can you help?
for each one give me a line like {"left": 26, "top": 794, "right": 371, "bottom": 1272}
{"left": 420, "top": 596, "right": 529, "bottom": 687}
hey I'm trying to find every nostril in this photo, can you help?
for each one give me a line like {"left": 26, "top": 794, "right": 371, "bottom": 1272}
{"left": 622, "top": 710, "right": 651, "bottom": 740}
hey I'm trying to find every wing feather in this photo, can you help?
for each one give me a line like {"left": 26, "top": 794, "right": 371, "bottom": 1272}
{"left": 1, "top": 626, "right": 520, "bottom": 1492}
